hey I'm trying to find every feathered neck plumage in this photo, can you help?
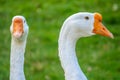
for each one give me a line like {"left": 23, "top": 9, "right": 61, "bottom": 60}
{"left": 58, "top": 23, "right": 87, "bottom": 80}
{"left": 10, "top": 36, "right": 27, "bottom": 80}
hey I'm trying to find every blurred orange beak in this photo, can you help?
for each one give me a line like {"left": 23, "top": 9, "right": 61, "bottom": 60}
{"left": 13, "top": 17, "right": 24, "bottom": 38}
{"left": 92, "top": 13, "right": 114, "bottom": 39}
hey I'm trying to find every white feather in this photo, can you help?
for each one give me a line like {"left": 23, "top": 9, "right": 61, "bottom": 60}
{"left": 10, "top": 16, "right": 29, "bottom": 80}
{"left": 58, "top": 12, "right": 96, "bottom": 80}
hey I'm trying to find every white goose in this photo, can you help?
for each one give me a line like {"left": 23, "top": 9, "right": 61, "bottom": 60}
{"left": 58, "top": 12, "right": 113, "bottom": 80}
{"left": 10, "top": 16, "right": 29, "bottom": 80}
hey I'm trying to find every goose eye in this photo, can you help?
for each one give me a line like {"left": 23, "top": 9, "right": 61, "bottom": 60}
{"left": 85, "top": 16, "right": 89, "bottom": 20}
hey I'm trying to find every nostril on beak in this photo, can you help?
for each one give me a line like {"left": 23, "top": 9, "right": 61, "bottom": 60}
{"left": 102, "top": 27, "right": 105, "bottom": 30}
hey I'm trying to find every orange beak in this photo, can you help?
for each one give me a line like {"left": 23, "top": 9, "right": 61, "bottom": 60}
{"left": 92, "top": 13, "right": 114, "bottom": 39}
{"left": 13, "top": 17, "right": 24, "bottom": 38}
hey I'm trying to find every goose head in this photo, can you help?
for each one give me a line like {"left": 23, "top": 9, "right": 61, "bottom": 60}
{"left": 10, "top": 16, "right": 29, "bottom": 40}
{"left": 61, "top": 12, "right": 113, "bottom": 40}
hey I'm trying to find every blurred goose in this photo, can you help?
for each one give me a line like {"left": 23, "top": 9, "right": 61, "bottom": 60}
{"left": 10, "top": 16, "right": 29, "bottom": 80}
{"left": 58, "top": 12, "right": 113, "bottom": 80}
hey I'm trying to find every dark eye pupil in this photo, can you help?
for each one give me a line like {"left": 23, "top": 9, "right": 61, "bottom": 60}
{"left": 85, "top": 16, "right": 89, "bottom": 20}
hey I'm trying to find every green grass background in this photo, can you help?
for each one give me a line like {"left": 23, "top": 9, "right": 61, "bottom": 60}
{"left": 0, "top": 0, "right": 120, "bottom": 80}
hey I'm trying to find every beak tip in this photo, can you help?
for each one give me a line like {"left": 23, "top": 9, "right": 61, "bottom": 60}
{"left": 109, "top": 33, "right": 114, "bottom": 39}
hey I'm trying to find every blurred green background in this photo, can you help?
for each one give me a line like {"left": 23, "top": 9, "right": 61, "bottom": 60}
{"left": 0, "top": 0, "right": 120, "bottom": 80}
